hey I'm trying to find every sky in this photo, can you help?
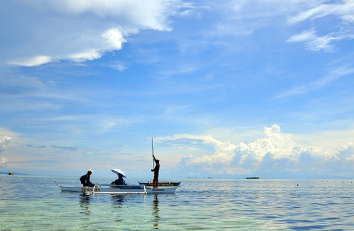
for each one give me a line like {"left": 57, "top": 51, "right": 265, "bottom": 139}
{"left": 1, "top": 0, "right": 354, "bottom": 179}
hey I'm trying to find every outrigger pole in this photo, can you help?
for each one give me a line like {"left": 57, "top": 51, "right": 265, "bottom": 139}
{"left": 152, "top": 137, "right": 155, "bottom": 169}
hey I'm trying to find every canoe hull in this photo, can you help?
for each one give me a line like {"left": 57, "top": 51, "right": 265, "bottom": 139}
{"left": 59, "top": 185, "right": 177, "bottom": 194}
{"left": 138, "top": 182, "right": 181, "bottom": 186}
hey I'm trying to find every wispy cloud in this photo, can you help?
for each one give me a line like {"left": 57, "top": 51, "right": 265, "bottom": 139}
{"left": 274, "top": 66, "right": 354, "bottom": 99}
{"left": 287, "top": 29, "right": 354, "bottom": 52}
{"left": 0, "top": 74, "right": 46, "bottom": 96}
{"left": 12, "top": 159, "right": 61, "bottom": 164}
{"left": 108, "top": 61, "right": 128, "bottom": 72}
{"left": 40, "top": 114, "right": 137, "bottom": 134}
{"left": 286, "top": 29, "right": 334, "bottom": 51}
{"left": 8, "top": 56, "right": 52, "bottom": 67}
{"left": 287, "top": 0, "right": 354, "bottom": 51}
{"left": 288, "top": 0, "right": 354, "bottom": 24}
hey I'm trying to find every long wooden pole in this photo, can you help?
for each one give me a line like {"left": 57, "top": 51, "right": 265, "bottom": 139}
{"left": 152, "top": 137, "right": 155, "bottom": 169}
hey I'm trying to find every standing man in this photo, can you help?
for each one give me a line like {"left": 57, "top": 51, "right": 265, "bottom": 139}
{"left": 80, "top": 169, "right": 95, "bottom": 187}
{"left": 151, "top": 155, "right": 160, "bottom": 188}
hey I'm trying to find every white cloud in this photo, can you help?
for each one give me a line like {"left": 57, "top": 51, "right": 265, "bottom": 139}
{"left": 192, "top": 0, "right": 354, "bottom": 54}
{"left": 67, "top": 49, "right": 102, "bottom": 62}
{"left": 288, "top": 4, "right": 339, "bottom": 24}
{"left": 174, "top": 125, "right": 354, "bottom": 177}
{"left": 287, "top": 0, "right": 354, "bottom": 51}
{"left": 0, "top": 157, "right": 8, "bottom": 166}
{"left": 176, "top": 134, "right": 236, "bottom": 165}
{"left": 287, "top": 29, "right": 317, "bottom": 43}
{"left": 0, "top": 136, "right": 11, "bottom": 166}
{"left": 1, "top": 0, "right": 192, "bottom": 66}
{"left": 102, "top": 28, "right": 126, "bottom": 50}
{"left": 288, "top": 0, "right": 354, "bottom": 24}
{"left": 287, "top": 29, "right": 354, "bottom": 52}
{"left": 64, "top": 28, "right": 126, "bottom": 62}
{"left": 46, "top": 0, "right": 173, "bottom": 30}
{"left": 274, "top": 66, "right": 354, "bottom": 98}
{"left": 8, "top": 56, "right": 52, "bottom": 67}
{"left": 0, "top": 136, "right": 11, "bottom": 151}
{"left": 205, "top": 0, "right": 327, "bottom": 37}
{"left": 109, "top": 61, "right": 127, "bottom": 72}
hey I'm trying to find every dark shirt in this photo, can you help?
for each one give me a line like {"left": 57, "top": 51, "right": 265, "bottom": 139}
{"left": 111, "top": 177, "right": 126, "bottom": 185}
{"left": 152, "top": 164, "right": 160, "bottom": 180}
{"left": 80, "top": 174, "right": 94, "bottom": 187}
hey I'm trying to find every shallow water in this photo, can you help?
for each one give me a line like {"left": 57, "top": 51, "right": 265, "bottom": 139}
{"left": 0, "top": 175, "right": 353, "bottom": 230}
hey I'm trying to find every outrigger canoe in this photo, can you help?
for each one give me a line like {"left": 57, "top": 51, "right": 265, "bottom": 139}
{"left": 138, "top": 181, "right": 181, "bottom": 187}
{"left": 56, "top": 182, "right": 178, "bottom": 195}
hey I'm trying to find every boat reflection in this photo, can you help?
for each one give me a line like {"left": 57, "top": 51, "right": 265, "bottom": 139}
{"left": 152, "top": 194, "right": 160, "bottom": 228}
{"left": 111, "top": 194, "right": 126, "bottom": 206}
{"left": 79, "top": 194, "right": 92, "bottom": 216}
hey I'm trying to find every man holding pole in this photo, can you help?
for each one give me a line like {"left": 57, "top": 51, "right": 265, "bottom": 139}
{"left": 151, "top": 155, "right": 160, "bottom": 188}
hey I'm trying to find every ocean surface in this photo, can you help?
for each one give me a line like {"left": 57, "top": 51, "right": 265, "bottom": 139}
{"left": 0, "top": 175, "right": 353, "bottom": 230}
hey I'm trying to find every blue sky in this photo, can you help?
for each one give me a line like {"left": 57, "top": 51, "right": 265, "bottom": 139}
{"left": 1, "top": 0, "right": 354, "bottom": 179}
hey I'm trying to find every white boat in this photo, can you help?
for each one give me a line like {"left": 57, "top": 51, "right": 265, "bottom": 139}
{"left": 57, "top": 139, "right": 180, "bottom": 196}
{"left": 57, "top": 183, "right": 178, "bottom": 195}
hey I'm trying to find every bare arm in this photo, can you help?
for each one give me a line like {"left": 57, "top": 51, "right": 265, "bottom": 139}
{"left": 153, "top": 155, "right": 157, "bottom": 162}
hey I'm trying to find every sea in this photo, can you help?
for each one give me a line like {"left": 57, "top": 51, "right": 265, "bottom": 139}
{"left": 0, "top": 175, "right": 353, "bottom": 230}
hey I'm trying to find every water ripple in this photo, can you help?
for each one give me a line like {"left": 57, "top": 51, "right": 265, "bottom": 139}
{"left": 1, "top": 176, "right": 354, "bottom": 230}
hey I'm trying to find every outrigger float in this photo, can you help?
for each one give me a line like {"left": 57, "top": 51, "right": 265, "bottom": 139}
{"left": 55, "top": 181, "right": 178, "bottom": 195}
{"left": 138, "top": 182, "right": 181, "bottom": 187}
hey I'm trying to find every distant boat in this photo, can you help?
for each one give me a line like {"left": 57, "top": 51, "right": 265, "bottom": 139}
{"left": 8, "top": 172, "right": 14, "bottom": 175}
{"left": 246, "top": 177, "right": 260, "bottom": 179}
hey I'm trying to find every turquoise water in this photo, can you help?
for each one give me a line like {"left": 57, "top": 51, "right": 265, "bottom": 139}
{"left": 1, "top": 175, "right": 353, "bottom": 230}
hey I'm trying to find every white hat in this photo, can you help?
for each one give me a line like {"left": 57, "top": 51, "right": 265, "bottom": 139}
{"left": 88, "top": 169, "right": 93, "bottom": 173}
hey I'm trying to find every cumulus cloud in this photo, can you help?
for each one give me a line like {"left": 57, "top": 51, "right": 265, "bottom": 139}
{"left": 174, "top": 125, "right": 354, "bottom": 177}
{"left": 1, "top": 0, "right": 192, "bottom": 66}
{"left": 172, "top": 134, "right": 236, "bottom": 165}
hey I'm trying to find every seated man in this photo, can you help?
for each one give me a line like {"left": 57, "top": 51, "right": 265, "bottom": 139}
{"left": 111, "top": 173, "right": 127, "bottom": 186}
{"left": 80, "top": 169, "right": 95, "bottom": 187}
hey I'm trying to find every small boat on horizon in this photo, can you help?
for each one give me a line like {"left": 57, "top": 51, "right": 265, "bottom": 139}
{"left": 246, "top": 177, "right": 260, "bottom": 179}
